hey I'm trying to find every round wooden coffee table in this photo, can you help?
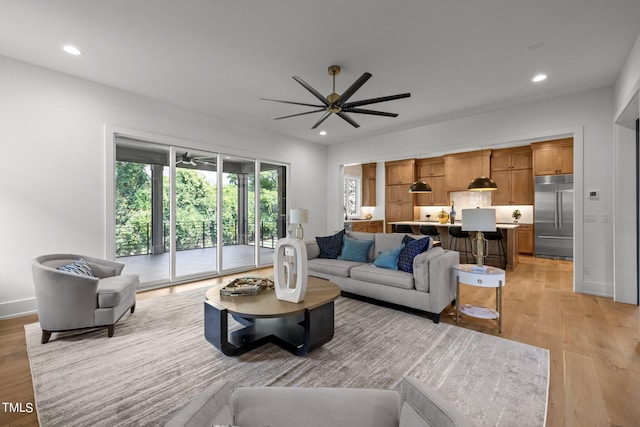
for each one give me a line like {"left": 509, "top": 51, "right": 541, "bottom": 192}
{"left": 204, "top": 276, "right": 340, "bottom": 356}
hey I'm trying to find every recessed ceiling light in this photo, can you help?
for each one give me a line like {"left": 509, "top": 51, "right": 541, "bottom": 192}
{"left": 319, "top": 130, "right": 327, "bottom": 136}
{"left": 532, "top": 74, "right": 547, "bottom": 83}
{"left": 62, "top": 45, "right": 82, "bottom": 56}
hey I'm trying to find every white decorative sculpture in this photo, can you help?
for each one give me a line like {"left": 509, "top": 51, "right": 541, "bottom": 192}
{"left": 273, "top": 237, "right": 308, "bottom": 303}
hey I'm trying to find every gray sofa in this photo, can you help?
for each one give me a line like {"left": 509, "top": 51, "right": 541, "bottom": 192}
{"left": 165, "top": 376, "right": 476, "bottom": 427}
{"left": 306, "top": 231, "right": 459, "bottom": 323}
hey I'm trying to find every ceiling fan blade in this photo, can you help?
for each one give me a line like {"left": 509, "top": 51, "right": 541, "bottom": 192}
{"left": 337, "top": 72, "right": 372, "bottom": 105}
{"left": 293, "top": 76, "right": 330, "bottom": 106}
{"left": 274, "top": 109, "right": 327, "bottom": 120}
{"left": 337, "top": 112, "right": 360, "bottom": 128}
{"left": 342, "top": 107, "right": 399, "bottom": 117}
{"left": 260, "top": 98, "right": 326, "bottom": 108}
{"left": 342, "top": 93, "right": 411, "bottom": 109}
{"left": 311, "top": 111, "right": 332, "bottom": 129}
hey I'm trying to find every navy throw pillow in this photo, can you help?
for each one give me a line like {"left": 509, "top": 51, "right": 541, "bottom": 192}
{"left": 316, "top": 229, "right": 345, "bottom": 259}
{"left": 397, "top": 236, "right": 431, "bottom": 273}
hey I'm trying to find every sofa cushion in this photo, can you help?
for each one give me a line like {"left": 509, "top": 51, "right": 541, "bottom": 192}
{"left": 232, "top": 386, "right": 401, "bottom": 427}
{"left": 308, "top": 258, "right": 364, "bottom": 278}
{"left": 398, "top": 237, "right": 431, "bottom": 273}
{"left": 338, "top": 235, "right": 374, "bottom": 262}
{"left": 373, "top": 233, "right": 408, "bottom": 259}
{"left": 316, "top": 229, "right": 345, "bottom": 259}
{"left": 372, "top": 244, "right": 404, "bottom": 270}
{"left": 350, "top": 264, "right": 415, "bottom": 289}
{"left": 97, "top": 274, "right": 139, "bottom": 308}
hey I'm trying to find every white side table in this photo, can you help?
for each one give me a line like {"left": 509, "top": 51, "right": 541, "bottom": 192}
{"left": 453, "top": 264, "right": 506, "bottom": 333}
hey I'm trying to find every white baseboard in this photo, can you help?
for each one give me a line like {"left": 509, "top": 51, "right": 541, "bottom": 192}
{"left": 580, "top": 280, "right": 614, "bottom": 298}
{"left": 0, "top": 297, "right": 37, "bottom": 320}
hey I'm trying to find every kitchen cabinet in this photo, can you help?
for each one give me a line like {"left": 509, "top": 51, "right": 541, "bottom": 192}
{"left": 444, "top": 149, "right": 492, "bottom": 191}
{"left": 345, "top": 220, "right": 384, "bottom": 233}
{"left": 385, "top": 159, "right": 416, "bottom": 232}
{"left": 415, "top": 157, "right": 447, "bottom": 206}
{"left": 385, "top": 159, "right": 415, "bottom": 185}
{"left": 517, "top": 224, "right": 534, "bottom": 254}
{"left": 361, "top": 163, "right": 377, "bottom": 206}
{"left": 531, "top": 138, "right": 574, "bottom": 175}
{"left": 490, "top": 146, "right": 533, "bottom": 205}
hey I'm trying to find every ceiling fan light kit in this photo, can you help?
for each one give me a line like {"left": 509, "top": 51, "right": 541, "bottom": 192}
{"left": 261, "top": 65, "right": 410, "bottom": 129}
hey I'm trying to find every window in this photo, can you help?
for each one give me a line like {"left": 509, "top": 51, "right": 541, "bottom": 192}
{"left": 343, "top": 176, "right": 360, "bottom": 218}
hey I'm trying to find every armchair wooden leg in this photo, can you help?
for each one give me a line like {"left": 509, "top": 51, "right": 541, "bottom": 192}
{"left": 41, "top": 330, "right": 52, "bottom": 344}
{"left": 130, "top": 303, "right": 136, "bottom": 314}
{"left": 107, "top": 325, "right": 114, "bottom": 338}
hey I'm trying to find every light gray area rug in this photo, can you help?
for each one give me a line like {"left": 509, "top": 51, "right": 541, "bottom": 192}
{"left": 25, "top": 287, "right": 549, "bottom": 426}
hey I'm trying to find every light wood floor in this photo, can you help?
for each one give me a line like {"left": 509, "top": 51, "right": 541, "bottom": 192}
{"left": 1, "top": 258, "right": 638, "bottom": 426}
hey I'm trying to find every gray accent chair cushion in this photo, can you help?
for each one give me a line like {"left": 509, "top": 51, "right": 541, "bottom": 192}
{"left": 32, "top": 254, "right": 138, "bottom": 344}
{"left": 165, "top": 377, "right": 476, "bottom": 427}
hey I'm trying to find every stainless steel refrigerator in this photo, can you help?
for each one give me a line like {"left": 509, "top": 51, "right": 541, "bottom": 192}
{"left": 534, "top": 174, "right": 574, "bottom": 260}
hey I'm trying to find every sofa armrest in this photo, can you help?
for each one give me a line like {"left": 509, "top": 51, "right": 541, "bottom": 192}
{"left": 305, "top": 241, "right": 320, "bottom": 259}
{"left": 165, "top": 381, "right": 234, "bottom": 427}
{"left": 399, "top": 377, "right": 476, "bottom": 427}
{"left": 82, "top": 255, "right": 125, "bottom": 277}
{"left": 31, "top": 262, "right": 101, "bottom": 330}
{"left": 412, "top": 248, "right": 458, "bottom": 309}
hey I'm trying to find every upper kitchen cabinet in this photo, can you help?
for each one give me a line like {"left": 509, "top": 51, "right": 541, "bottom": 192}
{"left": 415, "top": 157, "right": 447, "bottom": 205}
{"left": 531, "top": 138, "right": 574, "bottom": 176}
{"left": 490, "top": 146, "right": 533, "bottom": 205}
{"left": 361, "top": 162, "right": 377, "bottom": 206}
{"left": 386, "top": 158, "right": 415, "bottom": 184}
{"left": 444, "top": 149, "right": 491, "bottom": 191}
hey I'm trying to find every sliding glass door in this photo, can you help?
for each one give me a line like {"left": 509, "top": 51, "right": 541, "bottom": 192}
{"left": 113, "top": 135, "right": 287, "bottom": 287}
{"left": 173, "top": 149, "right": 218, "bottom": 278}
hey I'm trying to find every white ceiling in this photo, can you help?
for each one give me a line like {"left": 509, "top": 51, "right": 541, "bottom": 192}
{"left": 1, "top": 0, "right": 639, "bottom": 145}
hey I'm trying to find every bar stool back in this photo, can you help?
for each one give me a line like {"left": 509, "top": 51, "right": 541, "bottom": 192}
{"left": 483, "top": 230, "right": 507, "bottom": 269}
{"left": 448, "top": 226, "right": 473, "bottom": 263}
{"left": 419, "top": 225, "right": 440, "bottom": 242}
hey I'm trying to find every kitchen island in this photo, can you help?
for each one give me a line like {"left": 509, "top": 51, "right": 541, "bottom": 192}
{"left": 388, "top": 221, "right": 520, "bottom": 270}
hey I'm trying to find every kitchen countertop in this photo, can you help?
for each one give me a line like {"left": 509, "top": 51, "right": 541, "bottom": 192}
{"left": 389, "top": 220, "right": 522, "bottom": 229}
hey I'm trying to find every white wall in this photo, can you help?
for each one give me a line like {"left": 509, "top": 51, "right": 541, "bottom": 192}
{"left": 0, "top": 56, "right": 327, "bottom": 318}
{"left": 613, "top": 33, "right": 640, "bottom": 305}
{"left": 327, "top": 87, "right": 616, "bottom": 298}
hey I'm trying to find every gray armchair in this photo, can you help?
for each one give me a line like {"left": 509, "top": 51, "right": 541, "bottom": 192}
{"left": 165, "top": 377, "right": 476, "bottom": 427}
{"left": 31, "top": 254, "right": 138, "bottom": 344}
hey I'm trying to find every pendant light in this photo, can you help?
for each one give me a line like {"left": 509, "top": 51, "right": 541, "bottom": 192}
{"left": 408, "top": 181, "right": 432, "bottom": 193}
{"left": 467, "top": 176, "right": 497, "bottom": 191}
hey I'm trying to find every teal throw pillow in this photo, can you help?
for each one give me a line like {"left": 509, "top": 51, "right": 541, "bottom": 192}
{"left": 397, "top": 236, "right": 431, "bottom": 273}
{"left": 373, "top": 244, "right": 404, "bottom": 269}
{"left": 56, "top": 258, "right": 95, "bottom": 277}
{"left": 338, "top": 235, "right": 374, "bottom": 262}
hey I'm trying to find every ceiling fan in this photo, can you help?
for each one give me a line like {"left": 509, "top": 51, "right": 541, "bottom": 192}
{"left": 261, "top": 65, "right": 410, "bottom": 129}
{"left": 176, "top": 152, "right": 215, "bottom": 167}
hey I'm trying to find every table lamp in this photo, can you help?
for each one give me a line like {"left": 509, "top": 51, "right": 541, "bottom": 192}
{"left": 461, "top": 208, "right": 496, "bottom": 269}
{"left": 290, "top": 208, "right": 309, "bottom": 240}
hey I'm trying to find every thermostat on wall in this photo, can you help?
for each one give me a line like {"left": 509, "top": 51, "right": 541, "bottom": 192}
{"left": 587, "top": 190, "right": 599, "bottom": 200}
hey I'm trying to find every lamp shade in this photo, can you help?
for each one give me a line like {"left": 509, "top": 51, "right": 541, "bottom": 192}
{"left": 408, "top": 181, "right": 432, "bottom": 193}
{"left": 290, "top": 208, "right": 309, "bottom": 224}
{"left": 467, "top": 176, "right": 498, "bottom": 191}
{"left": 461, "top": 208, "right": 496, "bottom": 232}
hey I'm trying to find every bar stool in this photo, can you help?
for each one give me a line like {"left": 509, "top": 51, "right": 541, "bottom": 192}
{"left": 393, "top": 224, "right": 413, "bottom": 234}
{"left": 448, "top": 226, "right": 473, "bottom": 263}
{"left": 419, "top": 225, "right": 440, "bottom": 242}
{"left": 483, "top": 230, "right": 506, "bottom": 269}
